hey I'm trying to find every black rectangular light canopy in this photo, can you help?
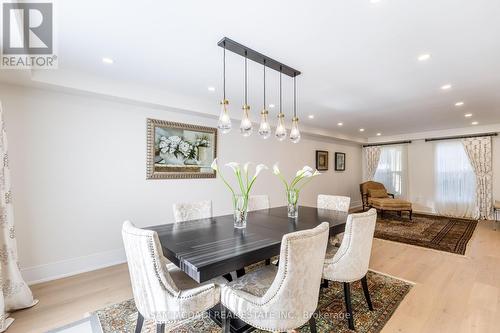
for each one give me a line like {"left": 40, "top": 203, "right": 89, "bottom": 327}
{"left": 218, "top": 37, "right": 301, "bottom": 77}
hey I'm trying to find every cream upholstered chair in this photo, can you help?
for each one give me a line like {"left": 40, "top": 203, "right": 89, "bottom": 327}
{"left": 122, "top": 221, "right": 222, "bottom": 333}
{"left": 172, "top": 200, "right": 212, "bottom": 223}
{"left": 248, "top": 195, "right": 270, "bottom": 211}
{"left": 220, "top": 222, "right": 330, "bottom": 333}
{"left": 322, "top": 209, "right": 377, "bottom": 330}
{"left": 317, "top": 195, "right": 351, "bottom": 246}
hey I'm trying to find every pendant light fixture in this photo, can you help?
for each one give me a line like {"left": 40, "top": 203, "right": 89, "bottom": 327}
{"left": 275, "top": 68, "right": 287, "bottom": 141}
{"left": 217, "top": 41, "right": 231, "bottom": 134}
{"left": 240, "top": 51, "right": 253, "bottom": 137}
{"left": 258, "top": 61, "right": 271, "bottom": 139}
{"left": 216, "top": 37, "right": 301, "bottom": 142}
{"left": 289, "top": 75, "right": 301, "bottom": 143}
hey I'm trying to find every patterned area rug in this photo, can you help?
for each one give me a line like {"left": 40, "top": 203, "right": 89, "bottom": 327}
{"left": 93, "top": 271, "right": 411, "bottom": 333}
{"left": 375, "top": 212, "right": 478, "bottom": 255}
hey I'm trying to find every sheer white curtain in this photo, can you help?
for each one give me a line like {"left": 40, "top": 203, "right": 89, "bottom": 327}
{"left": 373, "top": 145, "right": 408, "bottom": 198}
{"left": 434, "top": 141, "right": 477, "bottom": 218}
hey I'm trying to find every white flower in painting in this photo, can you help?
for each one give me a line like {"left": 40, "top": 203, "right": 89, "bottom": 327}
{"left": 178, "top": 141, "right": 191, "bottom": 153}
{"left": 159, "top": 141, "right": 168, "bottom": 149}
{"left": 225, "top": 162, "right": 241, "bottom": 174}
{"left": 169, "top": 136, "right": 181, "bottom": 144}
{"left": 273, "top": 163, "right": 281, "bottom": 175}
{"left": 211, "top": 158, "right": 218, "bottom": 171}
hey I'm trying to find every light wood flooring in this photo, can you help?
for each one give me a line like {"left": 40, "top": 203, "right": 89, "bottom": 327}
{"left": 7, "top": 220, "right": 500, "bottom": 333}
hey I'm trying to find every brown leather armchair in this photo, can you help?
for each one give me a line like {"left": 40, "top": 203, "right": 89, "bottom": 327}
{"left": 360, "top": 181, "right": 412, "bottom": 220}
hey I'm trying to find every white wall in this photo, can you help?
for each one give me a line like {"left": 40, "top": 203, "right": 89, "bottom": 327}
{"left": 0, "top": 84, "right": 363, "bottom": 284}
{"left": 368, "top": 127, "right": 500, "bottom": 214}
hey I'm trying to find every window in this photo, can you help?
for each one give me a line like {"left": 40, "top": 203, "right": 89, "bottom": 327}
{"left": 434, "top": 141, "right": 476, "bottom": 218}
{"left": 374, "top": 145, "right": 407, "bottom": 198}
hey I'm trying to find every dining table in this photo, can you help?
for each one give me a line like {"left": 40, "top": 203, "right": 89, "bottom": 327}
{"left": 148, "top": 205, "right": 348, "bottom": 333}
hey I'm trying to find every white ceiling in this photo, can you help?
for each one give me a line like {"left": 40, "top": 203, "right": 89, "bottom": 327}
{"left": 2, "top": 0, "right": 500, "bottom": 140}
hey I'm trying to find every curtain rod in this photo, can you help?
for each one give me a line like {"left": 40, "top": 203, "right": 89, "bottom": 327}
{"left": 424, "top": 132, "right": 498, "bottom": 142}
{"left": 362, "top": 140, "right": 412, "bottom": 148}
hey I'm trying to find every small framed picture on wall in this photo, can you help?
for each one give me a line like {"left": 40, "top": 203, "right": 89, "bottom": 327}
{"left": 335, "top": 152, "right": 346, "bottom": 171}
{"left": 315, "top": 150, "right": 329, "bottom": 171}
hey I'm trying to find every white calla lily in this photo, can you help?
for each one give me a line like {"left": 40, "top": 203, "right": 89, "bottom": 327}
{"left": 243, "top": 162, "right": 252, "bottom": 175}
{"left": 253, "top": 164, "right": 268, "bottom": 179}
{"left": 273, "top": 163, "right": 281, "bottom": 175}
{"left": 302, "top": 166, "right": 314, "bottom": 173}
{"left": 211, "top": 158, "right": 218, "bottom": 171}
{"left": 225, "top": 162, "right": 240, "bottom": 173}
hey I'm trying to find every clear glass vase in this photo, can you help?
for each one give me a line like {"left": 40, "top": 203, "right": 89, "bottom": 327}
{"left": 287, "top": 189, "right": 299, "bottom": 218}
{"left": 233, "top": 194, "right": 248, "bottom": 228}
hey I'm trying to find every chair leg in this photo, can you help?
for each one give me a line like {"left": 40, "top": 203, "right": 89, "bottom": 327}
{"left": 156, "top": 323, "right": 165, "bottom": 333}
{"left": 221, "top": 305, "right": 231, "bottom": 333}
{"left": 135, "top": 312, "right": 144, "bottom": 333}
{"left": 236, "top": 268, "right": 246, "bottom": 278}
{"left": 309, "top": 315, "right": 318, "bottom": 333}
{"left": 409, "top": 210, "right": 413, "bottom": 220}
{"left": 321, "top": 279, "right": 329, "bottom": 288}
{"left": 343, "top": 282, "right": 355, "bottom": 330}
{"left": 222, "top": 273, "right": 233, "bottom": 282}
{"left": 361, "top": 275, "right": 374, "bottom": 311}
{"left": 265, "top": 259, "right": 271, "bottom": 265}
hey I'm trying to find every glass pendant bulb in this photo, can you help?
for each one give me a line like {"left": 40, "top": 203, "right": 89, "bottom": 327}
{"left": 290, "top": 117, "right": 301, "bottom": 143}
{"left": 218, "top": 99, "right": 232, "bottom": 134}
{"left": 258, "top": 109, "right": 271, "bottom": 139}
{"left": 275, "top": 112, "right": 287, "bottom": 141}
{"left": 240, "top": 104, "right": 253, "bottom": 137}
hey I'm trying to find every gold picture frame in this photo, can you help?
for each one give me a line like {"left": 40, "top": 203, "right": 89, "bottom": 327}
{"left": 146, "top": 118, "right": 217, "bottom": 179}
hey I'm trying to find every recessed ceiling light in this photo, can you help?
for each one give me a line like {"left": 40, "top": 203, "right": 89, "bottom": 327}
{"left": 268, "top": 104, "right": 275, "bottom": 108}
{"left": 418, "top": 53, "right": 431, "bottom": 62}
{"left": 441, "top": 84, "right": 452, "bottom": 90}
{"left": 471, "top": 121, "right": 479, "bottom": 125}
{"left": 376, "top": 133, "right": 382, "bottom": 136}
{"left": 464, "top": 113, "right": 473, "bottom": 118}
{"left": 308, "top": 115, "right": 314, "bottom": 119}
{"left": 207, "top": 86, "right": 215, "bottom": 92}
{"left": 359, "top": 128, "right": 365, "bottom": 132}
{"left": 337, "top": 122, "right": 343, "bottom": 126}
{"left": 455, "top": 101, "right": 464, "bottom": 107}
{"left": 102, "top": 57, "right": 114, "bottom": 64}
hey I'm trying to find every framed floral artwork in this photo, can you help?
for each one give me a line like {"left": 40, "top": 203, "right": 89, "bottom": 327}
{"left": 146, "top": 118, "right": 217, "bottom": 179}
{"left": 335, "top": 152, "right": 346, "bottom": 171}
{"left": 316, "top": 150, "right": 329, "bottom": 171}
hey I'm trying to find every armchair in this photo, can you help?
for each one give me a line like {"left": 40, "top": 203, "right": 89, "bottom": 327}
{"left": 360, "top": 181, "right": 412, "bottom": 220}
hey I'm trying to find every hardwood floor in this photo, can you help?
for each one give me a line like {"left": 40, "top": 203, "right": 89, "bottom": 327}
{"left": 7, "top": 220, "right": 500, "bottom": 333}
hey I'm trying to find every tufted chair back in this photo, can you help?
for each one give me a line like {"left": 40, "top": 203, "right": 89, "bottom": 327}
{"left": 323, "top": 209, "right": 377, "bottom": 282}
{"left": 172, "top": 200, "right": 212, "bottom": 223}
{"left": 247, "top": 195, "right": 270, "bottom": 211}
{"left": 258, "top": 222, "right": 329, "bottom": 330}
{"left": 317, "top": 194, "right": 351, "bottom": 212}
{"left": 121, "top": 221, "right": 180, "bottom": 321}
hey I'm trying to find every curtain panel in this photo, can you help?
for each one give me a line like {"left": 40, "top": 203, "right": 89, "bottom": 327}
{"left": 363, "top": 146, "right": 382, "bottom": 181}
{"left": 0, "top": 103, "right": 37, "bottom": 332}
{"left": 462, "top": 137, "right": 493, "bottom": 220}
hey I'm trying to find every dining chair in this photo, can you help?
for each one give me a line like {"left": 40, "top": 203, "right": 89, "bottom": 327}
{"left": 322, "top": 209, "right": 377, "bottom": 330}
{"left": 220, "top": 222, "right": 330, "bottom": 333}
{"left": 317, "top": 194, "right": 351, "bottom": 246}
{"left": 122, "top": 221, "right": 223, "bottom": 333}
{"left": 172, "top": 200, "right": 212, "bottom": 223}
{"left": 247, "top": 194, "right": 270, "bottom": 211}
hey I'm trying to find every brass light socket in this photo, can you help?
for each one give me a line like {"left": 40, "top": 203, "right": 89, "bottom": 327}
{"left": 277, "top": 112, "right": 285, "bottom": 118}
{"left": 261, "top": 109, "right": 269, "bottom": 115}
{"left": 292, "top": 117, "right": 299, "bottom": 122}
{"left": 242, "top": 104, "right": 250, "bottom": 110}
{"left": 221, "top": 99, "right": 229, "bottom": 105}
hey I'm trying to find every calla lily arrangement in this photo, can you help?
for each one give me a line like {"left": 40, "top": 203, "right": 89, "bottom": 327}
{"left": 211, "top": 159, "right": 268, "bottom": 226}
{"left": 273, "top": 164, "right": 321, "bottom": 217}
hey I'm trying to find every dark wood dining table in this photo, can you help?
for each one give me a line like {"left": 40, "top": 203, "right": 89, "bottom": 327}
{"left": 149, "top": 205, "right": 348, "bottom": 283}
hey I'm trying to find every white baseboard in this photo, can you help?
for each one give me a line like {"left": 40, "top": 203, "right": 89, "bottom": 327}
{"left": 21, "top": 248, "right": 126, "bottom": 285}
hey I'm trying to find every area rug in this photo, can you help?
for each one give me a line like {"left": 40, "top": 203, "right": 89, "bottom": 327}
{"left": 93, "top": 270, "right": 412, "bottom": 333}
{"left": 375, "top": 212, "right": 477, "bottom": 255}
